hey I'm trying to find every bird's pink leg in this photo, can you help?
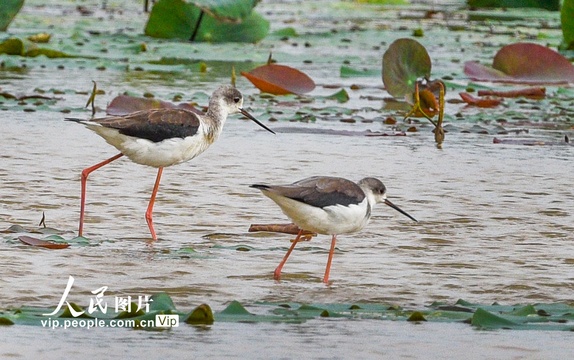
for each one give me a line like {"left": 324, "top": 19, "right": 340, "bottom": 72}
{"left": 145, "top": 167, "right": 163, "bottom": 241}
{"left": 79, "top": 153, "right": 124, "bottom": 237}
{"left": 323, "top": 235, "right": 337, "bottom": 284}
{"left": 274, "top": 229, "right": 304, "bottom": 280}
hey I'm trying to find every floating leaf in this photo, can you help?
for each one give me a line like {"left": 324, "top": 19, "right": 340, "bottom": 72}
{"left": 145, "top": 0, "right": 268, "bottom": 43}
{"left": 189, "top": 0, "right": 260, "bottom": 21}
{"left": 340, "top": 65, "right": 380, "bottom": 78}
{"left": 476, "top": 87, "right": 545, "bottom": 99}
{"left": 0, "top": 0, "right": 24, "bottom": 31}
{"left": 27, "top": 33, "right": 51, "bottom": 43}
{"left": 185, "top": 304, "right": 214, "bottom": 325}
{"left": 220, "top": 300, "right": 252, "bottom": 315}
{"left": 148, "top": 293, "right": 177, "bottom": 312}
{"left": 407, "top": 311, "right": 427, "bottom": 322}
{"left": 241, "top": 64, "right": 315, "bottom": 95}
{"left": 323, "top": 89, "right": 350, "bottom": 103}
{"left": 459, "top": 92, "right": 502, "bottom": 107}
{"left": 18, "top": 236, "right": 70, "bottom": 249}
{"left": 464, "top": 43, "right": 574, "bottom": 84}
{"left": 248, "top": 223, "right": 314, "bottom": 236}
{"left": 561, "top": 0, "right": 574, "bottom": 49}
{"left": 382, "top": 38, "right": 431, "bottom": 98}
{"left": 106, "top": 95, "right": 201, "bottom": 116}
{"left": 471, "top": 308, "right": 519, "bottom": 329}
{"left": 467, "top": 0, "right": 560, "bottom": 11}
{"left": 0, "top": 37, "right": 76, "bottom": 58}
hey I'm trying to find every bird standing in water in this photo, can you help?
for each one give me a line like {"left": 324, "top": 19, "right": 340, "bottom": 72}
{"left": 251, "top": 176, "right": 417, "bottom": 283}
{"left": 67, "top": 85, "right": 274, "bottom": 240}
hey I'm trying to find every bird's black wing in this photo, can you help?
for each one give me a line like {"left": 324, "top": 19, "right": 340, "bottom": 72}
{"left": 253, "top": 176, "right": 366, "bottom": 208}
{"left": 93, "top": 109, "right": 202, "bottom": 143}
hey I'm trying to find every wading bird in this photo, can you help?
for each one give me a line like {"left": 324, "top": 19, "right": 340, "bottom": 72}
{"left": 251, "top": 176, "right": 417, "bottom": 283}
{"left": 68, "top": 85, "right": 274, "bottom": 240}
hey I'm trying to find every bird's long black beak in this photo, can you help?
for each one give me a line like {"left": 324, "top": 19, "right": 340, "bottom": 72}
{"left": 240, "top": 108, "right": 275, "bottom": 134}
{"left": 384, "top": 199, "right": 418, "bottom": 222}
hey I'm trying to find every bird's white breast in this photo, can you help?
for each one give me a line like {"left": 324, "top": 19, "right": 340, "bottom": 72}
{"left": 87, "top": 123, "right": 214, "bottom": 168}
{"left": 262, "top": 191, "right": 371, "bottom": 235}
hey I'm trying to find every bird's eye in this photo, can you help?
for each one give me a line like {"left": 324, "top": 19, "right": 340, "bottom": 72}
{"left": 233, "top": 97, "right": 241, "bottom": 103}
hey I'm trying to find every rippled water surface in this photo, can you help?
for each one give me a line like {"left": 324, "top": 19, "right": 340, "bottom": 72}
{"left": 2, "top": 0, "right": 574, "bottom": 358}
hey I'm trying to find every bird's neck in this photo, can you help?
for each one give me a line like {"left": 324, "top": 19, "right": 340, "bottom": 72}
{"left": 362, "top": 191, "right": 377, "bottom": 217}
{"left": 204, "top": 106, "right": 227, "bottom": 140}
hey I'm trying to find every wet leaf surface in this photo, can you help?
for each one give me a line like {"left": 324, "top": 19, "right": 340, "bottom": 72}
{"left": 241, "top": 63, "right": 315, "bottom": 95}
{"left": 382, "top": 38, "right": 431, "bottom": 99}
{"left": 144, "top": 0, "right": 268, "bottom": 42}
{"left": 464, "top": 43, "right": 574, "bottom": 84}
{"left": 17, "top": 236, "right": 70, "bottom": 249}
{"left": 2, "top": 294, "right": 573, "bottom": 330}
{"left": 0, "top": 0, "right": 24, "bottom": 31}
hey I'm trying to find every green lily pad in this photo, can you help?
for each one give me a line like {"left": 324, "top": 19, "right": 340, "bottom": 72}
{"left": 471, "top": 308, "right": 518, "bottom": 329}
{"left": 0, "top": 0, "right": 24, "bottom": 31}
{"left": 0, "top": 37, "right": 77, "bottom": 58}
{"left": 467, "top": 0, "right": 560, "bottom": 11}
{"left": 185, "top": 304, "right": 214, "bottom": 325}
{"left": 382, "top": 38, "right": 431, "bottom": 98}
{"left": 189, "top": 0, "right": 261, "bottom": 21}
{"left": 145, "top": 0, "right": 269, "bottom": 42}
{"left": 561, "top": 0, "right": 574, "bottom": 49}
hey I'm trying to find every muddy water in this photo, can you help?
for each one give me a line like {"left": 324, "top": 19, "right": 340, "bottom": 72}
{"left": 2, "top": 67, "right": 574, "bottom": 358}
{"left": 2, "top": 0, "right": 574, "bottom": 358}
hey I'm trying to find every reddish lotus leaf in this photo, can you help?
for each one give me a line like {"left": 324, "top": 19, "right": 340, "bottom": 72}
{"left": 248, "top": 223, "right": 315, "bottom": 236}
{"left": 464, "top": 43, "right": 574, "bottom": 84}
{"left": 18, "top": 236, "right": 70, "bottom": 249}
{"left": 106, "top": 95, "right": 202, "bottom": 116}
{"left": 459, "top": 92, "right": 502, "bottom": 107}
{"left": 241, "top": 64, "right": 315, "bottom": 95}
{"left": 477, "top": 87, "right": 546, "bottom": 99}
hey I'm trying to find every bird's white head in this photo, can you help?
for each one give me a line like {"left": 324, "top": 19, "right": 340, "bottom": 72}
{"left": 208, "top": 85, "right": 275, "bottom": 134}
{"left": 358, "top": 177, "right": 418, "bottom": 222}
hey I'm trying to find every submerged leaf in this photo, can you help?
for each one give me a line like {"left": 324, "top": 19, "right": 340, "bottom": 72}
{"left": 382, "top": 38, "right": 431, "bottom": 98}
{"left": 18, "top": 236, "right": 70, "bottom": 249}
{"left": 241, "top": 64, "right": 315, "bottom": 95}
{"left": 464, "top": 43, "right": 574, "bottom": 84}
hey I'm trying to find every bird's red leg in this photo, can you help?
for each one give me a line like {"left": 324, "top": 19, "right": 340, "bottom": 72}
{"left": 274, "top": 229, "right": 304, "bottom": 280}
{"left": 323, "top": 235, "right": 337, "bottom": 284}
{"left": 145, "top": 167, "right": 163, "bottom": 241}
{"left": 79, "top": 153, "right": 124, "bottom": 237}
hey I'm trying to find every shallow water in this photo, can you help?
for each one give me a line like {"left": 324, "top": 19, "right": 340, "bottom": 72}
{"left": 2, "top": 0, "right": 574, "bottom": 358}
